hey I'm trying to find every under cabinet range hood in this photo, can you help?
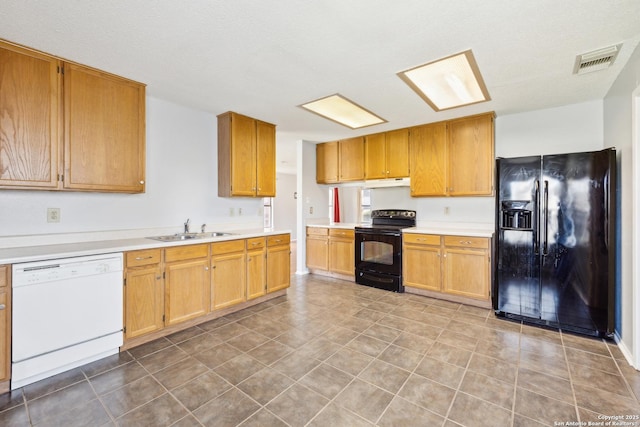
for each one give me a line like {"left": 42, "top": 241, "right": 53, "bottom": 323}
{"left": 363, "top": 177, "right": 410, "bottom": 188}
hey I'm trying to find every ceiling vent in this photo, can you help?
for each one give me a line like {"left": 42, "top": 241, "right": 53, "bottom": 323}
{"left": 573, "top": 44, "right": 622, "bottom": 75}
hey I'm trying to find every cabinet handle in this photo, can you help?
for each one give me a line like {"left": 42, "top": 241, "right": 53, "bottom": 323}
{"left": 205, "top": 267, "right": 209, "bottom": 271}
{"left": 139, "top": 180, "right": 145, "bottom": 185}
{"left": 135, "top": 256, "right": 153, "bottom": 260}
{"left": 0, "top": 304, "right": 5, "bottom": 310}
{"left": 459, "top": 240, "right": 472, "bottom": 245}
{"left": 156, "top": 276, "right": 162, "bottom": 280}
{"left": 274, "top": 239, "right": 282, "bottom": 243}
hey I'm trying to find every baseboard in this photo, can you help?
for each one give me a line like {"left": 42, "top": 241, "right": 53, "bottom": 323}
{"left": 614, "top": 331, "right": 636, "bottom": 368}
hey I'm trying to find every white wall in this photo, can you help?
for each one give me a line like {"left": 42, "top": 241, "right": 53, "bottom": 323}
{"left": 273, "top": 173, "right": 297, "bottom": 240}
{"left": 0, "top": 96, "right": 263, "bottom": 245}
{"left": 296, "top": 140, "right": 330, "bottom": 273}
{"left": 603, "top": 42, "right": 640, "bottom": 364}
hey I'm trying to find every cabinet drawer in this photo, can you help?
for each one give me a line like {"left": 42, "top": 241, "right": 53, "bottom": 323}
{"left": 267, "top": 234, "right": 290, "bottom": 246}
{"left": 329, "top": 228, "right": 354, "bottom": 239}
{"left": 307, "top": 227, "right": 328, "bottom": 236}
{"left": 126, "top": 249, "right": 161, "bottom": 267}
{"left": 403, "top": 234, "right": 440, "bottom": 246}
{"left": 165, "top": 244, "right": 209, "bottom": 262}
{"left": 0, "top": 265, "right": 7, "bottom": 288}
{"left": 212, "top": 239, "right": 245, "bottom": 255}
{"left": 443, "top": 236, "right": 489, "bottom": 249}
{"left": 246, "top": 237, "right": 266, "bottom": 251}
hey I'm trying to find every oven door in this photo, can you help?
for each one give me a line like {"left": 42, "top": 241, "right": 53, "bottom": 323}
{"left": 355, "top": 229, "right": 402, "bottom": 276}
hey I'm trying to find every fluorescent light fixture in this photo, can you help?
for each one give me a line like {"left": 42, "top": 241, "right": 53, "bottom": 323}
{"left": 299, "top": 94, "right": 386, "bottom": 129}
{"left": 398, "top": 50, "right": 490, "bottom": 111}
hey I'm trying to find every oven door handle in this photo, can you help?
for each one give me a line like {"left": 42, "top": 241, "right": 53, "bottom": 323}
{"left": 356, "top": 231, "right": 402, "bottom": 238}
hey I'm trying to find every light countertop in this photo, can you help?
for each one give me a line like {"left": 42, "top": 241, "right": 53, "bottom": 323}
{"left": 404, "top": 222, "right": 494, "bottom": 238}
{"left": 0, "top": 228, "right": 291, "bottom": 265}
{"left": 306, "top": 222, "right": 494, "bottom": 237}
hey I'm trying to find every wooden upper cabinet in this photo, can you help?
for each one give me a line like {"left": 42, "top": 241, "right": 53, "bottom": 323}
{"left": 64, "top": 63, "right": 146, "bottom": 193}
{"left": 385, "top": 129, "right": 409, "bottom": 178}
{"left": 364, "top": 133, "right": 386, "bottom": 179}
{"left": 338, "top": 137, "right": 364, "bottom": 181}
{"left": 409, "top": 122, "right": 447, "bottom": 197}
{"left": 316, "top": 141, "right": 338, "bottom": 184}
{"left": 366, "top": 130, "right": 409, "bottom": 179}
{"left": 0, "top": 42, "right": 61, "bottom": 189}
{"left": 256, "top": 120, "right": 276, "bottom": 196}
{"left": 409, "top": 112, "right": 494, "bottom": 197}
{"left": 218, "top": 111, "right": 276, "bottom": 197}
{"left": 0, "top": 40, "right": 146, "bottom": 193}
{"left": 447, "top": 113, "right": 495, "bottom": 196}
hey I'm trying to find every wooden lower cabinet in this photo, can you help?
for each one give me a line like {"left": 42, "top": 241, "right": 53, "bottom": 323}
{"left": 306, "top": 227, "right": 329, "bottom": 270}
{"left": 442, "top": 236, "right": 491, "bottom": 300}
{"left": 124, "top": 250, "right": 164, "bottom": 339}
{"left": 211, "top": 240, "right": 247, "bottom": 310}
{"left": 306, "top": 227, "right": 354, "bottom": 279}
{"left": 165, "top": 245, "right": 210, "bottom": 325}
{"left": 123, "top": 233, "right": 290, "bottom": 345}
{"left": 246, "top": 238, "right": 267, "bottom": 300}
{"left": 403, "top": 234, "right": 491, "bottom": 303}
{"left": 403, "top": 234, "right": 442, "bottom": 292}
{"left": 266, "top": 234, "right": 291, "bottom": 292}
{"left": 0, "top": 265, "right": 10, "bottom": 385}
{"left": 328, "top": 229, "right": 355, "bottom": 276}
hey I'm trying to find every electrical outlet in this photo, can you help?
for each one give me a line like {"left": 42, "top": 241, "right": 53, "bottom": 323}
{"left": 444, "top": 206, "right": 450, "bottom": 215}
{"left": 47, "top": 208, "right": 61, "bottom": 223}
{"left": 239, "top": 208, "right": 242, "bottom": 216}
{"left": 309, "top": 206, "right": 313, "bottom": 214}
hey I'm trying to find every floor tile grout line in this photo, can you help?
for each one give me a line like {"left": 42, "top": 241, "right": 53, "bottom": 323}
{"left": 559, "top": 329, "right": 582, "bottom": 423}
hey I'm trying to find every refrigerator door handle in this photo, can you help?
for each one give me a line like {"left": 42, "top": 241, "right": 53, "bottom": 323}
{"left": 543, "top": 180, "right": 549, "bottom": 256}
{"left": 534, "top": 180, "right": 540, "bottom": 255}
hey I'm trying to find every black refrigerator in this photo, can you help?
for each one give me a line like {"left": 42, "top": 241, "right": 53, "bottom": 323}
{"left": 493, "top": 148, "right": 616, "bottom": 337}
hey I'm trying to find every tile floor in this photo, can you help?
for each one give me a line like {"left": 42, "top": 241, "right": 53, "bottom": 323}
{"left": 1, "top": 274, "right": 640, "bottom": 426}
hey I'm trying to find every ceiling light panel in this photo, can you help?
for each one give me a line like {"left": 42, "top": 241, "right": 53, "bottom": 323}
{"left": 299, "top": 94, "right": 386, "bottom": 129}
{"left": 398, "top": 50, "right": 491, "bottom": 111}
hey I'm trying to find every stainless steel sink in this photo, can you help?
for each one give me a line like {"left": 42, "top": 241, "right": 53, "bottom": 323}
{"left": 147, "top": 232, "right": 235, "bottom": 242}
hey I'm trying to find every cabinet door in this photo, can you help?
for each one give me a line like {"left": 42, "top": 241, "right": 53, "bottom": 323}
{"left": 247, "top": 249, "right": 266, "bottom": 300}
{"left": 256, "top": 120, "right": 276, "bottom": 196}
{"left": 228, "top": 113, "right": 257, "bottom": 196}
{"left": 447, "top": 114, "right": 494, "bottom": 196}
{"left": 165, "top": 259, "right": 210, "bottom": 325}
{"left": 316, "top": 142, "right": 339, "bottom": 183}
{"left": 443, "top": 248, "right": 490, "bottom": 300}
{"left": 328, "top": 238, "right": 354, "bottom": 276}
{"left": 64, "top": 63, "right": 145, "bottom": 193}
{"left": 385, "top": 129, "right": 409, "bottom": 178}
{"left": 403, "top": 244, "right": 442, "bottom": 291}
{"left": 306, "top": 235, "right": 328, "bottom": 270}
{"left": 267, "top": 245, "right": 290, "bottom": 292}
{"left": 125, "top": 265, "right": 163, "bottom": 339}
{"left": 409, "top": 123, "right": 447, "bottom": 196}
{"left": 0, "top": 265, "right": 9, "bottom": 383}
{"left": 0, "top": 42, "right": 61, "bottom": 189}
{"left": 0, "top": 291, "right": 7, "bottom": 382}
{"left": 212, "top": 252, "right": 246, "bottom": 310}
{"left": 339, "top": 137, "right": 365, "bottom": 181}
{"left": 364, "top": 133, "right": 386, "bottom": 180}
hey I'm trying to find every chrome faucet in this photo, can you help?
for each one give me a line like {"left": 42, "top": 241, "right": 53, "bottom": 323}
{"left": 184, "top": 218, "right": 190, "bottom": 234}
{"left": 201, "top": 223, "right": 206, "bottom": 233}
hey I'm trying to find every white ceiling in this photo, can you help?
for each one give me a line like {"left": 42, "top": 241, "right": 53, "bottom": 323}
{"left": 2, "top": 1, "right": 639, "bottom": 174}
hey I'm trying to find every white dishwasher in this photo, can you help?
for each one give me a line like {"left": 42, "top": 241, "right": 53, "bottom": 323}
{"left": 12, "top": 253, "right": 123, "bottom": 389}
